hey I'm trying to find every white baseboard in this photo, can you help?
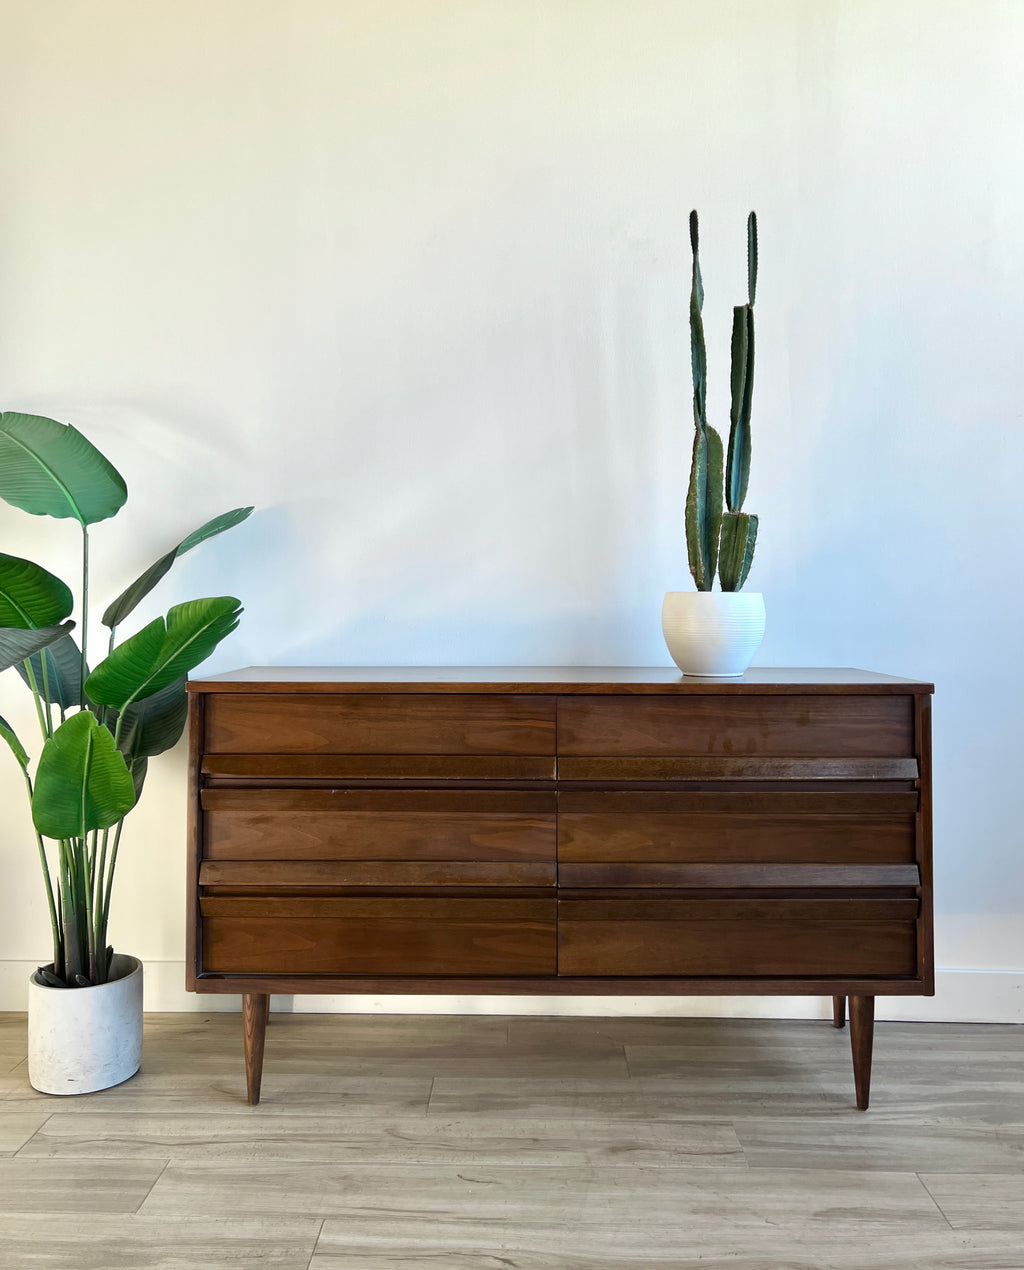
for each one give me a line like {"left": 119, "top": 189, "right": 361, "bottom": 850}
{"left": 1, "top": 961, "right": 1020, "bottom": 1023}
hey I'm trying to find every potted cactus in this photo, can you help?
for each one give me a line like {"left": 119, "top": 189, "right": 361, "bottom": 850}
{"left": 0, "top": 411, "right": 250, "bottom": 1093}
{"left": 662, "top": 210, "right": 766, "bottom": 675}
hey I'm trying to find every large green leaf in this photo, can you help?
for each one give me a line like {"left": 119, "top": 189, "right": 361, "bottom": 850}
{"left": 0, "top": 712, "right": 30, "bottom": 770}
{"left": 15, "top": 633, "right": 85, "bottom": 709}
{"left": 85, "top": 597, "right": 242, "bottom": 712}
{"left": 0, "top": 413, "right": 127, "bottom": 525}
{"left": 115, "top": 676, "right": 188, "bottom": 761}
{"left": 0, "top": 554, "right": 74, "bottom": 628}
{"left": 31, "top": 711, "right": 136, "bottom": 839}
{"left": 0, "top": 622, "right": 76, "bottom": 674}
{"left": 102, "top": 506, "right": 253, "bottom": 630}
{"left": 129, "top": 755, "right": 149, "bottom": 802}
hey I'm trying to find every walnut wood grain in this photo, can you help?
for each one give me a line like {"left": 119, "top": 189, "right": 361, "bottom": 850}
{"left": 833, "top": 994, "right": 847, "bottom": 1028}
{"left": 192, "top": 974, "right": 926, "bottom": 995}
{"left": 557, "top": 863, "right": 920, "bottom": 888}
{"left": 199, "top": 860, "right": 555, "bottom": 888}
{"left": 558, "top": 916, "right": 917, "bottom": 978}
{"left": 185, "top": 694, "right": 203, "bottom": 993}
{"left": 850, "top": 994, "right": 875, "bottom": 1109}
{"left": 558, "top": 758, "right": 920, "bottom": 782}
{"left": 242, "top": 992, "right": 268, "bottom": 1106}
{"left": 916, "top": 694, "right": 935, "bottom": 995}
{"left": 188, "top": 666, "right": 934, "bottom": 692}
{"left": 559, "top": 808, "right": 916, "bottom": 865}
{"left": 202, "top": 788, "right": 555, "bottom": 862}
{"left": 202, "top": 898, "right": 556, "bottom": 976}
{"left": 553, "top": 897, "right": 919, "bottom": 922}
{"left": 204, "top": 694, "right": 556, "bottom": 755}
{"left": 202, "top": 755, "right": 555, "bottom": 782}
{"left": 557, "top": 695, "right": 915, "bottom": 758}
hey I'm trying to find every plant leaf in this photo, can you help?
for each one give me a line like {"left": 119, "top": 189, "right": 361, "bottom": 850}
{"left": 15, "top": 633, "right": 85, "bottom": 709}
{"left": 115, "top": 676, "right": 188, "bottom": 761}
{"left": 0, "top": 554, "right": 74, "bottom": 628}
{"left": 31, "top": 711, "right": 136, "bottom": 839}
{"left": 0, "top": 622, "right": 76, "bottom": 674}
{"left": 0, "top": 413, "right": 127, "bottom": 526}
{"left": 129, "top": 755, "right": 149, "bottom": 801}
{"left": 0, "top": 711, "right": 30, "bottom": 770}
{"left": 102, "top": 506, "right": 253, "bottom": 630}
{"left": 85, "top": 597, "right": 242, "bottom": 712}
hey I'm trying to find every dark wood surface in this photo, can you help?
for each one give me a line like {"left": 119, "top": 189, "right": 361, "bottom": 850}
{"left": 850, "top": 994, "right": 876, "bottom": 1110}
{"left": 204, "top": 693, "right": 556, "bottom": 754}
{"left": 558, "top": 695, "right": 915, "bottom": 756}
{"left": 241, "top": 992, "right": 268, "bottom": 1106}
{"left": 186, "top": 668, "right": 934, "bottom": 1109}
{"left": 203, "top": 788, "right": 556, "bottom": 862}
{"left": 188, "top": 666, "right": 934, "bottom": 692}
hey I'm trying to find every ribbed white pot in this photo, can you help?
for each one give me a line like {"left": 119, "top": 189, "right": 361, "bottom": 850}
{"left": 662, "top": 591, "right": 766, "bottom": 677}
{"left": 28, "top": 954, "right": 143, "bottom": 1095}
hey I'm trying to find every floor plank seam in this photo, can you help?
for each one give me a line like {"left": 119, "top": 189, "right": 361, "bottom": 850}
{"left": 133, "top": 1158, "right": 171, "bottom": 1214}
{"left": 305, "top": 1217, "right": 325, "bottom": 1270}
{"left": 915, "top": 1173, "right": 959, "bottom": 1232}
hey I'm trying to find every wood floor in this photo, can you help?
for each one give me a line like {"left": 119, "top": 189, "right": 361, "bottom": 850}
{"left": 1, "top": 1011, "right": 1022, "bottom": 1269}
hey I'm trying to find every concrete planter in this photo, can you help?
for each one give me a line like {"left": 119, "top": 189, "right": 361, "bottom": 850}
{"left": 662, "top": 591, "right": 766, "bottom": 676}
{"left": 28, "top": 954, "right": 143, "bottom": 1095}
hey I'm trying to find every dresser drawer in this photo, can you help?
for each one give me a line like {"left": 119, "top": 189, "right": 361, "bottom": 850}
{"left": 203, "top": 789, "right": 556, "bottom": 862}
{"left": 558, "top": 695, "right": 915, "bottom": 758}
{"left": 559, "top": 790, "right": 918, "bottom": 877}
{"left": 557, "top": 897, "right": 919, "bottom": 978}
{"left": 201, "top": 897, "right": 556, "bottom": 975}
{"left": 203, "top": 694, "right": 556, "bottom": 755}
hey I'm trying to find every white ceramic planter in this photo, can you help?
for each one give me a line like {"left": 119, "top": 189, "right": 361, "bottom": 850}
{"left": 662, "top": 591, "right": 766, "bottom": 677}
{"left": 28, "top": 954, "right": 143, "bottom": 1095}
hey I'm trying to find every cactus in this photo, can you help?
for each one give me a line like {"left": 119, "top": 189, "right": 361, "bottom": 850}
{"left": 684, "top": 210, "right": 724, "bottom": 591}
{"left": 684, "top": 211, "right": 759, "bottom": 593}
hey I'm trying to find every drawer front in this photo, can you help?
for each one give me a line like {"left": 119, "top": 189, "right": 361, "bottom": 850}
{"left": 204, "top": 694, "right": 556, "bottom": 755}
{"left": 559, "top": 791, "right": 918, "bottom": 874}
{"left": 557, "top": 898, "right": 919, "bottom": 978}
{"left": 557, "top": 695, "right": 915, "bottom": 758}
{"left": 201, "top": 897, "right": 555, "bottom": 975}
{"left": 203, "top": 789, "right": 556, "bottom": 862}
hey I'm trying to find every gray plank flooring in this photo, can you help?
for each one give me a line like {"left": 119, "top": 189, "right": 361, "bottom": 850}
{"left": 0, "top": 1011, "right": 1022, "bottom": 1268}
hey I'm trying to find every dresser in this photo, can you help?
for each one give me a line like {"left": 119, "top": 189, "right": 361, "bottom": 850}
{"left": 185, "top": 667, "right": 933, "bottom": 1108}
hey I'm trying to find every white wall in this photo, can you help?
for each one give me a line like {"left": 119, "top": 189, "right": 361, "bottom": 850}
{"left": 1, "top": 0, "right": 1021, "bottom": 1020}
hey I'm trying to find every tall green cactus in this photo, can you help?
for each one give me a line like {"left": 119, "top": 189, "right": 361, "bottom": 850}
{"left": 684, "top": 211, "right": 759, "bottom": 593}
{"left": 684, "top": 210, "right": 724, "bottom": 592}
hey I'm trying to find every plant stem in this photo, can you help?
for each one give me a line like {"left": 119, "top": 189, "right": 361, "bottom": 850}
{"left": 21, "top": 769, "right": 62, "bottom": 975}
{"left": 21, "top": 660, "right": 51, "bottom": 741}
{"left": 93, "top": 826, "right": 110, "bottom": 961}
{"left": 80, "top": 525, "right": 89, "bottom": 710}
{"left": 99, "top": 817, "right": 126, "bottom": 963}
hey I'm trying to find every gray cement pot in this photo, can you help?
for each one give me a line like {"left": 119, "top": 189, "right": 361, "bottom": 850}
{"left": 28, "top": 954, "right": 143, "bottom": 1095}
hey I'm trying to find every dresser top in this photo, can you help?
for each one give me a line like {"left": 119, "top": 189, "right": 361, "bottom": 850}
{"left": 187, "top": 667, "right": 933, "bottom": 695}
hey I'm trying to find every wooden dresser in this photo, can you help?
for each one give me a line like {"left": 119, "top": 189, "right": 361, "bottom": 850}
{"left": 185, "top": 667, "right": 933, "bottom": 1108}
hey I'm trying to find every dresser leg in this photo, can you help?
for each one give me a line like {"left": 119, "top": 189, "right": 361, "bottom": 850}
{"left": 243, "top": 992, "right": 269, "bottom": 1106}
{"left": 849, "top": 995, "right": 874, "bottom": 1110}
{"left": 832, "top": 995, "right": 846, "bottom": 1028}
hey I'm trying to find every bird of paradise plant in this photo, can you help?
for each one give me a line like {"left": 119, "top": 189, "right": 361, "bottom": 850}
{"left": 0, "top": 411, "right": 250, "bottom": 987}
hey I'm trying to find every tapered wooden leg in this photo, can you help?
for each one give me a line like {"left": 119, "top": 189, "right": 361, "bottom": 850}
{"left": 242, "top": 992, "right": 269, "bottom": 1106}
{"left": 849, "top": 994, "right": 874, "bottom": 1110}
{"left": 832, "top": 995, "right": 846, "bottom": 1028}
